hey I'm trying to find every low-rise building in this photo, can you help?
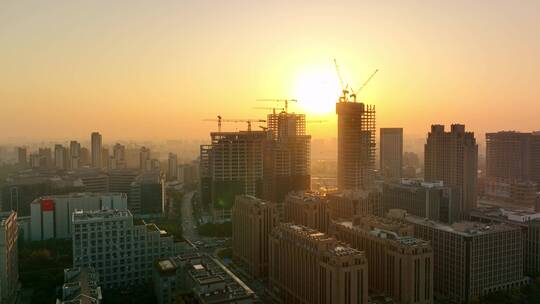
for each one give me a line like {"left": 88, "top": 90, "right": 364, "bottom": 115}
{"left": 57, "top": 267, "right": 102, "bottom": 303}
{"left": 153, "top": 253, "right": 257, "bottom": 304}
{"left": 72, "top": 209, "right": 181, "bottom": 289}
{"left": 30, "top": 192, "right": 127, "bottom": 241}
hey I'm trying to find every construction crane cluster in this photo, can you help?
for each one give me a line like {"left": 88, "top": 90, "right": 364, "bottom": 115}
{"left": 334, "top": 58, "right": 378, "bottom": 103}
{"left": 203, "top": 116, "right": 267, "bottom": 132}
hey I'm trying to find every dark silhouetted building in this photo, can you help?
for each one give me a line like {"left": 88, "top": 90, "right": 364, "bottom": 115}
{"left": 380, "top": 128, "right": 403, "bottom": 181}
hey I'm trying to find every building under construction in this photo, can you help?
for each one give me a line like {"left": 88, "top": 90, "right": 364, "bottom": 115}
{"left": 263, "top": 111, "right": 311, "bottom": 203}
{"left": 200, "top": 130, "right": 270, "bottom": 222}
{"left": 336, "top": 101, "right": 376, "bottom": 190}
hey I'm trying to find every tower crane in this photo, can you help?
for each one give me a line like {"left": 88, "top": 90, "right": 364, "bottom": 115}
{"left": 334, "top": 58, "right": 349, "bottom": 102}
{"left": 203, "top": 116, "right": 267, "bottom": 132}
{"left": 256, "top": 99, "right": 297, "bottom": 113}
{"left": 350, "top": 69, "right": 379, "bottom": 102}
{"left": 253, "top": 107, "right": 286, "bottom": 115}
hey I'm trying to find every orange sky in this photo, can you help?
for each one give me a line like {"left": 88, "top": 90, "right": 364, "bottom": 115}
{"left": 1, "top": 1, "right": 539, "bottom": 143}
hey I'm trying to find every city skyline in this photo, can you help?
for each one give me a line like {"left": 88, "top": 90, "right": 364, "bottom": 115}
{"left": 1, "top": 1, "right": 540, "bottom": 141}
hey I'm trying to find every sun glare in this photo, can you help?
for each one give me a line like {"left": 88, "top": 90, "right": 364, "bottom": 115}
{"left": 293, "top": 67, "right": 341, "bottom": 115}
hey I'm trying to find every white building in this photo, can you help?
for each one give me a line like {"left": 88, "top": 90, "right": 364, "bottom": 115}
{"left": 72, "top": 209, "right": 181, "bottom": 289}
{"left": 30, "top": 192, "right": 127, "bottom": 241}
{"left": 0, "top": 211, "right": 19, "bottom": 304}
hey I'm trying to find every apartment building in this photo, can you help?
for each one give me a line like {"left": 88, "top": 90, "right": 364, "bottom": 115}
{"left": 283, "top": 191, "right": 330, "bottom": 233}
{"left": 0, "top": 211, "right": 19, "bottom": 304}
{"left": 326, "top": 189, "right": 382, "bottom": 220}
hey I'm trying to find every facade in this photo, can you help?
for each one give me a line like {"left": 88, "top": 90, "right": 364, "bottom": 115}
{"left": 17, "top": 147, "right": 27, "bottom": 167}
{"left": 380, "top": 128, "right": 403, "bottom": 181}
{"left": 91, "top": 132, "right": 102, "bottom": 169}
{"left": 108, "top": 168, "right": 138, "bottom": 196}
{"left": 167, "top": 153, "right": 178, "bottom": 181}
{"left": 54, "top": 144, "right": 67, "bottom": 170}
{"left": 30, "top": 192, "right": 127, "bottom": 241}
{"left": 153, "top": 253, "right": 257, "bottom": 304}
{"left": 112, "top": 143, "right": 127, "bottom": 169}
{"left": 0, "top": 211, "right": 18, "bottom": 304}
{"left": 382, "top": 179, "right": 458, "bottom": 223}
{"left": 232, "top": 195, "right": 278, "bottom": 278}
{"left": 200, "top": 131, "right": 269, "bottom": 221}
{"left": 326, "top": 189, "right": 382, "bottom": 220}
{"left": 283, "top": 191, "right": 330, "bottom": 233}
{"left": 70, "top": 140, "right": 81, "bottom": 169}
{"left": 129, "top": 172, "right": 164, "bottom": 215}
{"left": 58, "top": 267, "right": 102, "bottom": 303}
{"left": 402, "top": 214, "right": 526, "bottom": 303}
{"left": 140, "top": 147, "right": 151, "bottom": 172}
{"left": 336, "top": 101, "right": 376, "bottom": 191}
{"left": 424, "top": 124, "right": 478, "bottom": 218}
{"left": 269, "top": 223, "right": 369, "bottom": 304}
{"left": 331, "top": 217, "right": 433, "bottom": 304}
{"left": 72, "top": 209, "right": 180, "bottom": 288}
{"left": 263, "top": 111, "right": 311, "bottom": 203}
{"left": 469, "top": 206, "right": 540, "bottom": 275}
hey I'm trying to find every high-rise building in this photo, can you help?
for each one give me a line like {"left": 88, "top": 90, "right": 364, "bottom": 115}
{"left": 91, "top": 132, "right": 102, "bottom": 169}
{"left": 380, "top": 128, "right": 403, "bottom": 180}
{"left": 167, "top": 153, "right": 178, "bottom": 181}
{"left": 382, "top": 179, "right": 459, "bottom": 223}
{"left": 72, "top": 209, "right": 180, "bottom": 289}
{"left": 39, "top": 147, "right": 53, "bottom": 168}
{"left": 129, "top": 172, "right": 164, "bottom": 215}
{"left": 264, "top": 111, "right": 311, "bottom": 203}
{"left": 424, "top": 124, "right": 478, "bottom": 218}
{"left": 269, "top": 223, "right": 369, "bottom": 304}
{"left": 402, "top": 213, "right": 527, "bottom": 303}
{"left": 331, "top": 216, "right": 433, "bottom": 304}
{"left": 283, "top": 191, "right": 330, "bottom": 233}
{"left": 200, "top": 131, "right": 269, "bottom": 221}
{"left": 80, "top": 147, "right": 91, "bottom": 167}
{"left": 70, "top": 141, "right": 81, "bottom": 169}
{"left": 17, "top": 147, "right": 27, "bottom": 167}
{"left": 30, "top": 192, "right": 127, "bottom": 241}
{"left": 0, "top": 211, "right": 19, "bottom": 304}
{"left": 232, "top": 195, "right": 278, "bottom": 278}
{"left": 54, "top": 144, "right": 67, "bottom": 170}
{"left": 108, "top": 168, "right": 138, "bottom": 196}
{"left": 140, "top": 146, "right": 151, "bottom": 172}
{"left": 101, "top": 148, "right": 109, "bottom": 170}
{"left": 112, "top": 143, "right": 127, "bottom": 169}
{"left": 336, "top": 101, "right": 376, "bottom": 190}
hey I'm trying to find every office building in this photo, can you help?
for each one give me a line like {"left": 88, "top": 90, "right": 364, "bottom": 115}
{"left": 153, "top": 253, "right": 257, "bottom": 304}
{"left": 167, "top": 153, "right": 178, "bottom": 181}
{"left": 101, "top": 148, "right": 110, "bottom": 170}
{"left": 380, "top": 128, "right": 403, "bottom": 181}
{"left": 232, "top": 195, "right": 278, "bottom": 278}
{"left": 402, "top": 213, "right": 527, "bottom": 303}
{"left": 263, "top": 111, "right": 311, "bottom": 203}
{"left": 331, "top": 216, "right": 433, "bottom": 304}
{"left": 70, "top": 169, "right": 109, "bottom": 193}
{"left": 140, "top": 146, "right": 151, "bottom": 172}
{"left": 424, "top": 124, "right": 478, "bottom": 218}
{"left": 283, "top": 191, "right": 330, "bottom": 233}
{"left": 108, "top": 168, "right": 138, "bottom": 196}
{"left": 39, "top": 147, "right": 53, "bottom": 168}
{"left": 30, "top": 192, "right": 127, "bottom": 241}
{"left": 70, "top": 140, "right": 81, "bottom": 169}
{"left": 112, "top": 143, "right": 127, "bottom": 169}
{"left": 200, "top": 130, "right": 269, "bottom": 221}
{"left": 129, "top": 172, "right": 164, "bottom": 215}
{"left": 0, "top": 211, "right": 19, "bottom": 304}
{"left": 72, "top": 209, "right": 180, "bottom": 288}
{"left": 80, "top": 147, "right": 91, "bottom": 167}
{"left": 470, "top": 206, "right": 540, "bottom": 275}
{"left": 269, "top": 223, "right": 368, "bottom": 304}
{"left": 91, "top": 132, "right": 102, "bottom": 169}
{"left": 336, "top": 100, "right": 376, "bottom": 191}
{"left": 326, "top": 189, "right": 382, "bottom": 220}
{"left": 57, "top": 267, "right": 102, "bottom": 304}
{"left": 382, "top": 179, "right": 458, "bottom": 223}
{"left": 17, "top": 147, "right": 27, "bottom": 167}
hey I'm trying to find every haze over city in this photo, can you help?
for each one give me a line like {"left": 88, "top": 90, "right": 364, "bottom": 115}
{"left": 1, "top": 1, "right": 540, "bottom": 142}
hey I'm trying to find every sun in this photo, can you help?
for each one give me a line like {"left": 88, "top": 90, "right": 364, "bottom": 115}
{"left": 293, "top": 66, "right": 342, "bottom": 115}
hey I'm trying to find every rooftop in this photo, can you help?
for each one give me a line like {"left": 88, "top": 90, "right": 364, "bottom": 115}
{"left": 60, "top": 267, "right": 102, "bottom": 304}
{"left": 72, "top": 209, "right": 132, "bottom": 222}
{"left": 405, "top": 214, "right": 519, "bottom": 236}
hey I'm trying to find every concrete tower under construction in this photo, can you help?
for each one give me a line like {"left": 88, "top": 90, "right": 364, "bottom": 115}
{"left": 336, "top": 101, "right": 376, "bottom": 191}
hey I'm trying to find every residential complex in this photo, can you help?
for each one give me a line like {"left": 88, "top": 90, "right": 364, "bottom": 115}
{"left": 424, "top": 124, "right": 478, "bottom": 218}
{"left": 326, "top": 189, "right": 382, "bottom": 220}
{"left": 91, "top": 132, "right": 103, "bottom": 169}
{"left": 72, "top": 209, "right": 181, "bottom": 288}
{"left": 232, "top": 195, "right": 278, "bottom": 278}
{"left": 269, "top": 223, "right": 369, "bottom": 304}
{"left": 283, "top": 191, "right": 330, "bottom": 233}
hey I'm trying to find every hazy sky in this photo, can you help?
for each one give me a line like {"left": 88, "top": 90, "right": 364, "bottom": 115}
{"left": 1, "top": 0, "right": 539, "bottom": 142}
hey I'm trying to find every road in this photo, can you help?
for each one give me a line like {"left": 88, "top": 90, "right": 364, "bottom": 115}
{"left": 179, "top": 191, "right": 199, "bottom": 240}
